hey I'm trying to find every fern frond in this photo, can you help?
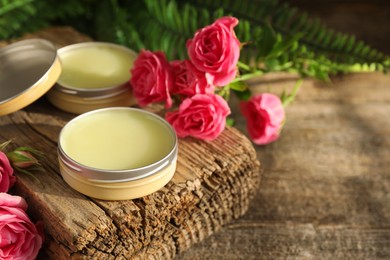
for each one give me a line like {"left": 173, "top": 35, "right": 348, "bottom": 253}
{"left": 0, "top": 0, "right": 90, "bottom": 40}
{"left": 185, "top": 0, "right": 389, "bottom": 75}
{"left": 0, "top": 0, "right": 42, "bottom": 39}
{"left": 1, "top": 0, "right": 388, "bottom": 81}
{"left": 137, "top": 0, "right": 225, "bottom": 59}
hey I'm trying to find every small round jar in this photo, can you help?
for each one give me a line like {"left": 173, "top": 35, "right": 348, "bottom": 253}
{"left": 47, "top": 42, "right": 137, "bottom": 114}
{"left": 0, "top": 39, "right": 61, "bottom": 116}
{"left": 58, "top": 107, "right": 178, "bottom": 200}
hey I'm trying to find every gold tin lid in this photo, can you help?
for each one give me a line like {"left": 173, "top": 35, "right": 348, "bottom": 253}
{"left": 0, "top": 39, "right": 61, "bottom": 116}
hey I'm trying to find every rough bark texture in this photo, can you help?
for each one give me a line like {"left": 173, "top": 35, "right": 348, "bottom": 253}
{"left": 0, "top": 28, "right": 260, "bottom": 259}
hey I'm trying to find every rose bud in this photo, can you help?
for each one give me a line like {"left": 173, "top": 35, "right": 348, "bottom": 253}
{"left": 6, "top": 150, "right": 40, "bottom": 169}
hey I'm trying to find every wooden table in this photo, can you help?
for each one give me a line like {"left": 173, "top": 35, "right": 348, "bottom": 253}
{"left": 1, "top": 1, "right": 389, "bottom": 259}
{"left": 180, "top": 71, "right": 390, "bottom": 259}
{"left": 180, "top": 1, "right": 390, "bottom": 259}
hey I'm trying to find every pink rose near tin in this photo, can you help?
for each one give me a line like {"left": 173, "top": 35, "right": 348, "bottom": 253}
{"left": 0, "top": 193, "right": 44, "bottom": 260}
{"left": 240, "top": 93, "right": 286, "bottom": 145}
{"left": 186, "top": 17, "right": 240, "bottom": 87}
{"left": 130, "top": 50, "right": 174, "bottom": 108}
{"left": 166, "top": 94, "right": 230, "bottom": 141}
{"left": 0, "top": 152, "right": 15, "bottom": 193}
{"left": 170, "top": 60, "right": 214, "bottom": 96}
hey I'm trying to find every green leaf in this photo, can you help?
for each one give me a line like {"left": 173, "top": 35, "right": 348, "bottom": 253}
{"left": 265, "top": 58, "right": 279, "bottom": 70}
{"left": 280, "top": 79, "right": 303, "bottom": 107}
{"left": 1, "top": 0, "right": 388, "bottom": 80}
{"left": 267, "top": 32, "right": 304, "bottom": 59}
{"left": 185, "top": 0, "right": 389, "bottom": 77}
{"left": 0, "top": 139, "right": 12, "bottom": 151}
{"left": 233, "top": 88, "right": 252, "bottom": 101}
{"left": 226, "top": 117, "right": 235, "bottom": 126}
{"left": 228, "top": 80, "right": 248, "bottom": 92}
{"left": 14, "top": 166, "right": 43, "bottom": 187}
{"left": 257, "top": 22, "right": 277, "bottom": 59}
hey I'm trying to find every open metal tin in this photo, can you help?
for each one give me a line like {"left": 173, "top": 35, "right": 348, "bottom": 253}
{"left": 46, "top": 42, "right": 137, "bottom": 114}
{"left": 0, "top": 39, "right": 137, "bottom": 116}
{"left": 57, "top": 107, "right": 178, "bottom": 200}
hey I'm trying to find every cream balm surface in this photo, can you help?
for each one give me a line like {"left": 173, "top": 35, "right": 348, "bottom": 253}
{"left": 58, "top": 43, "right": 134, "bottom": 89}
{"left": 60, "top": 108, "right": 175, "bottom": 170}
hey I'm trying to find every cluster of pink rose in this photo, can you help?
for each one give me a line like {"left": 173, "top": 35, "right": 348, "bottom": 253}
{"left": 130, "top": 16, "right": 285, "bottom": 145}
{"left": 0, "top": 149, "right": 43, "bottom": 259}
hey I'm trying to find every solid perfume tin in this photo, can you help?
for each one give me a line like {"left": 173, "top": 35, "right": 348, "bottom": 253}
{"left": 46, "top": 42, "right": 137, "bottom": 114}
{"left": 0, "top": 39, "right": 61, "bottom": 116}
{"left": 58, "top": 107, "right": 178, "bottom": 200}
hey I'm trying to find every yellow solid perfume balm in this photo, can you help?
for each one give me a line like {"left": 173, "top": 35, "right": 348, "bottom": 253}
{"left": 58, "top": 44, "right": 132, "bottom": 89}
{"left": 58, "top": 107, "right": 178, "bottom": 200}
{"left": 47, "top": 42, "right": 138, "bottom": 114}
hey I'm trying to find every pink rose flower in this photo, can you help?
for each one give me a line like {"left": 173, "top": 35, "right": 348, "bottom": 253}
{"left": 0, "top": 193, "right": 44, "bottom": 260}
{"left": 170, "top": 60, "right": 214, "bottom": 97}
{"left": 0, "top": 151, "right": 15, "bottom": 193}
{"left": 240, "top": 93, "right": 285, "bottom": 145}
{"left": 130, "top": 50, "right": 174, "bottom": 108}
{"left": 186, "top": 16, "right": 240, "bottom": 87}
{"left": 166, "top": 94, "right": 231, "bottom": 141}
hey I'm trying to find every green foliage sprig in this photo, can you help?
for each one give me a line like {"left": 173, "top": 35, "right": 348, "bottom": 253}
{"left": 1, "top": 0, "right": 388, "bottom": 81}
{"left": 0, "top": 0, "right": 87, "bottom": 39}
{"left": 131, "top": 0, "right": 389, "bottom": 80}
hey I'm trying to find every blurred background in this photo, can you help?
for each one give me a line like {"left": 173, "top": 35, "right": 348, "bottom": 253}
{"left": 281, "top": 0, "right": 390, "bottom": 53}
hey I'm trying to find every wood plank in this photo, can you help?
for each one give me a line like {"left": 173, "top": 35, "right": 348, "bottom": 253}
{"left": 180, "top": 72, "right": 390, "bottom": 259}
{"left": 179, "top": 1, "right": 390, "bottom": 258}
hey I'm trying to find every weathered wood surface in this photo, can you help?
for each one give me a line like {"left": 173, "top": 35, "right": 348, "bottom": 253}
{"left": 180, "top": 1, "right": 390, "bottom": 259}
{"left": 1, "top": 1, "right": 390, "bottom": 259}
{"left": 0, "top": 28, "right": 260, "bottom": 259}
{"left": 180, "top": 71, "right": 390, "bottom": 259}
